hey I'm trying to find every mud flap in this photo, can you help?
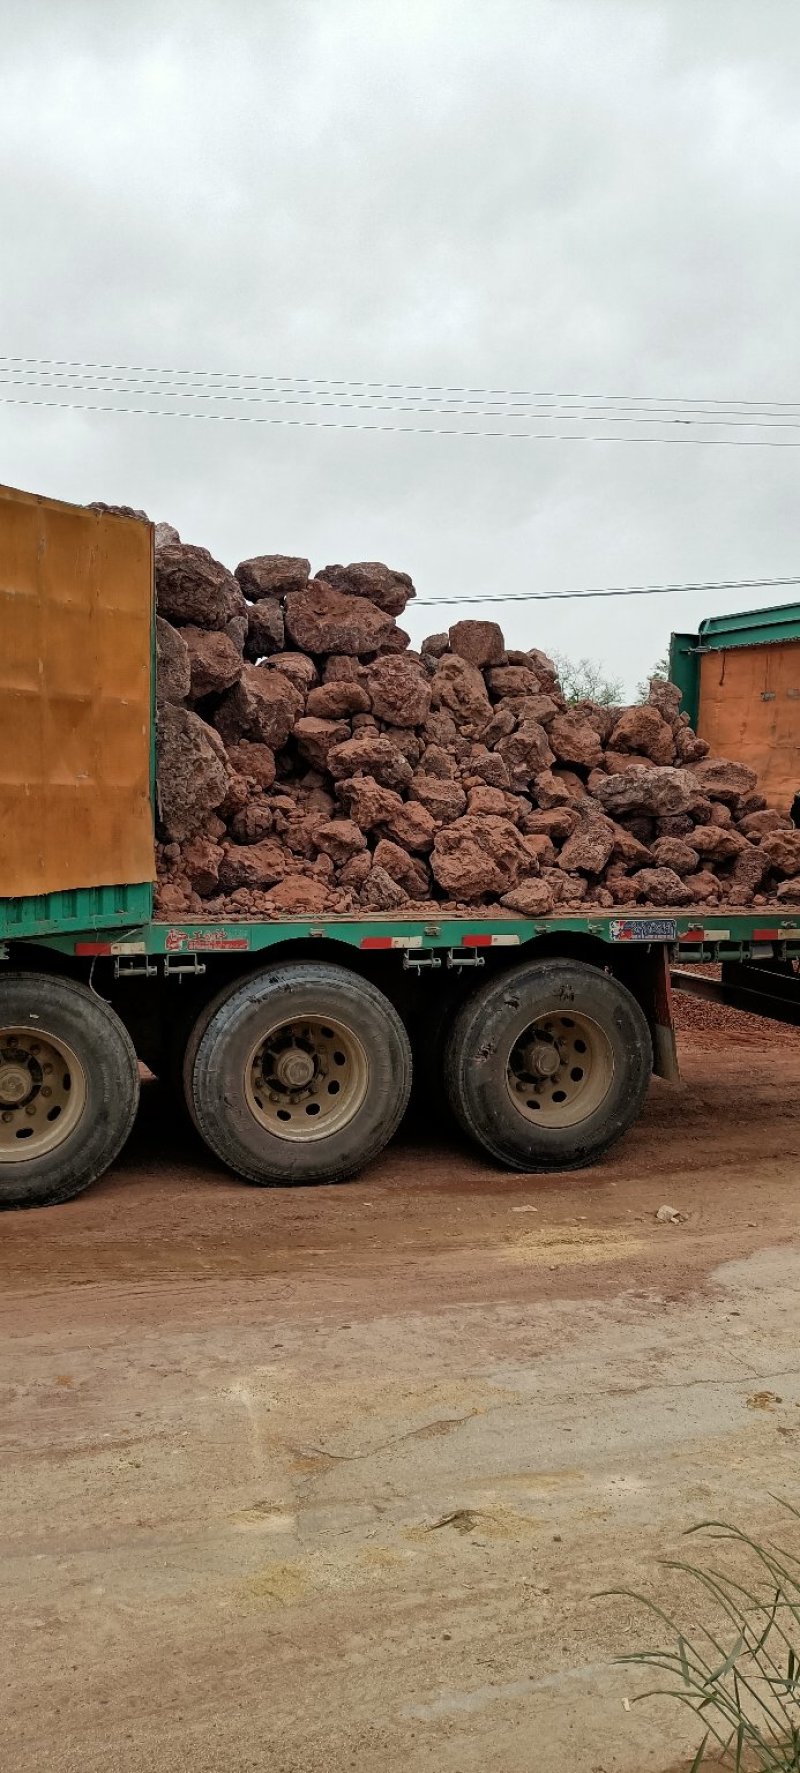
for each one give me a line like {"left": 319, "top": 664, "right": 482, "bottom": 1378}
{"left": 631, "top": 945, "right": 680, "bottom": 1082}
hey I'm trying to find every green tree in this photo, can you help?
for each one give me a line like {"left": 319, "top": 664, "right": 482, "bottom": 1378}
{"left": 636, "top": 652, "right": 671, "bottom": 701}
{"left": 552, "top": 652, "right": 623, "bottom": 707}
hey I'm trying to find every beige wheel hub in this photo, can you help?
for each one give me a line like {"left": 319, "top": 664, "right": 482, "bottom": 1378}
{"left": 0, "top": 1026, "right": 87, "bottom": 1163}
{"left": 506, "top": 1010, "right": 614, "bottom": 1129}
{"left": 245, "top": 1016, "right": 369, "bottom": 1142}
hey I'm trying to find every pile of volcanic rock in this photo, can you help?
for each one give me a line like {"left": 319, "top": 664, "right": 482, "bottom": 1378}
{"left": 150, "top": 533, "right": 800, "bottom": 918}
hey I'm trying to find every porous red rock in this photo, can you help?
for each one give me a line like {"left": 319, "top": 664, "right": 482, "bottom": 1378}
{"left": 327, "top": 734, "right": 413, "bottom": 791}
{"left": 557, "top": 819, "right": 615, "bottom": 876}
{"left": 628, "top": 867, "right": 693, "bottom": 906}
{"left": 235, "top": 555, "right": 310, "bottom": 598}
{"left": 214, "top": 664, "right": 303, "bottom": 749}
{"left": 314, "top": 819, "right": 368, "bottom": 863}
{"left": 293, "top": 716, "right": 352, "bottom": 771}
{"left": 157, "top": 706, "right": 230, "bottom": 842}
{"left": 448, "top": 620, "right": 505, "bottom": 668}
{"left": 689, "top": 758, "right": 758, "bottom": 803}
{"left": 497, "top": 721, "right": 555, "bottom": 785}
{"left": 181, "top": 837, "right": 224, "bottom": 895}
{"left": 225, "top": 741, "right": 276, "bottom": 790}
{"left": 245, "top": 599, "right": 285, "bottom": 660}
{"left": 284, "top": 583, "right": 394, "bottom": 654}
{"left": 548, "top": 713, "right": 604, "bottom": 770}
{"left": 156, "top": 543, "right": 244, "bottom": 630}
{"left": 227, "top": 803, "right": 274, "bottom": 845}
{"left": 429, "top": 655, "right": 492, "bottom": 729}
{"left": 366, "top": 655, "right": 432, "bottom": 726}
{"left": 408, "top": 772, "right": 467, "bottom": 824}
{"left": 500, "top": 880, "right": 556, "bottom": 915}
{"left": 218, "top": 838, "right": 286, "bottom": 891}
{"left": 649, "top": 836, "right": 699, "bottom": 875}
{"left": 321, "top": 562, "right": 414, "bottom": 617}
{"left": 430, "top": 815, "right": 534, "bottom": 900}
{"left": 156, "top": 617, "right": 191, "bottom": 705}
{"left": 182, "top": 626, "right": 243, "bottom": 699}
{"left": 264, "top": 874, "right": 329, "bottom": 915}
{"left": 336, "top": 776, "right": 405, "bottom": 830}
{"left": 381, "top": 799, "right": 437, "bottom": 852}
{"left": 760, "top": 830, "right": 800, "bottom": 876}
{"left": 306, "top": 681, "right": 372, "bottom": 719}
{"left": 609, "top": 705, "right": 675, "bottom": 765}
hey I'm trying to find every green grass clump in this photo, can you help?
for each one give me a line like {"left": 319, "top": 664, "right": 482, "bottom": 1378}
{"left": 603, "top": 1504, "right": 800, "bottom": 1770}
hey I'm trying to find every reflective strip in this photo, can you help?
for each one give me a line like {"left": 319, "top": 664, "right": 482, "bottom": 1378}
{"left": 360, "top": 935, "right": 423, "bottom": 949}
{"left": 74, "top": 942, "right": 111, "bottom": 955}
{"left": 461, "top": 933, "right": 520, "bottom": 947}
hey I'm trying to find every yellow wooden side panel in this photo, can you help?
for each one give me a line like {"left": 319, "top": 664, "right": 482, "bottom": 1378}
{"left": 698, "top": 642, "right": 800, "bottom": 815}
{"left": 0, "top": 483, "right": 154, "bottom": 897}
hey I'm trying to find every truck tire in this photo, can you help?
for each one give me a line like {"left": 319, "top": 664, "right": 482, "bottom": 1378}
{"left": 185, "top": 961, "right": 412, "bottom": 1186}
{"left": 0, "top": 972, "right": 140, "bottom": 1208}
{"left": 444, "top": 958, "right": 652, "bottom": 1172}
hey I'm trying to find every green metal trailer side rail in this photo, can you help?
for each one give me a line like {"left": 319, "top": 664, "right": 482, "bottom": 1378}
{"left": 8, "top": 906, "right": 800, "bottom": 966}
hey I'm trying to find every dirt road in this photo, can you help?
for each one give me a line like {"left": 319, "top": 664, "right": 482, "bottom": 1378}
{"left": 4, "top": 1017, "right": 800, "bottom": 1773}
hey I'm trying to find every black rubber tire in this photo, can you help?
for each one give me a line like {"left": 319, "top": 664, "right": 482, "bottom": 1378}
{"left": 0, "top": 972, "right": 140, "bottom": 1209}
{"left": 444, "top": 958, "right": 652, "bottom": 1172}
{"left": 186, "top": 960, "right": 412, "bottom": 1186}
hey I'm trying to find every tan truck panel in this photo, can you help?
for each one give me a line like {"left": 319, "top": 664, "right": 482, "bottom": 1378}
{"left": 697, "top": 641, "right": 800, "bottom": 816}
{"left": 0, "top": 484, "right": 154, "bottom": 898}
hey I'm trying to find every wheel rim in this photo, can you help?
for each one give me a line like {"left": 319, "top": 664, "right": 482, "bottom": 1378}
{"left": 244, "top": 1016, "right": 369, "bottom": 1142}
{"left": 0, "top": 1025, "right": 87, "bottom": 1163}
{"left": 505, "top": 1010, "right": 614, "bottom": 1129}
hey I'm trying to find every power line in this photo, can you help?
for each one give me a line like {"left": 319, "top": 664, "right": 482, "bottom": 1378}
{"left": 5, "top": 391, "right": 800, "bottom": 446}
{"left": 415, "top": 574, "right": 800, "bottom": 606}
{"left": 3, "top": 353, "right": 799, "bottom": 409}
{"left": 4, "top": 371, "right": 800, "bottom": 430}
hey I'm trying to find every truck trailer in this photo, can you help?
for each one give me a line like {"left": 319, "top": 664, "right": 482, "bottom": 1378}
{"left": 2, "top": 482, "right": 799, "bottom": 1209}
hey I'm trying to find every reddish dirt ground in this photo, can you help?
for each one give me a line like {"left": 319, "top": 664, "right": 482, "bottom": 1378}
{"left": 3, "top": 1007, "right": 800, "bottom": 1773}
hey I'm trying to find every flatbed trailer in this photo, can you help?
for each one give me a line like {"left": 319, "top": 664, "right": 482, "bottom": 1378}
{"left": 2, "top": 483, "right": 800, "bottom": 1209}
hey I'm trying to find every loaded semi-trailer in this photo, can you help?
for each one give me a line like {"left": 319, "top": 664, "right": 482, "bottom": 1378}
{"left": 2, "top": 482, "right": 799, "bottom": 1210}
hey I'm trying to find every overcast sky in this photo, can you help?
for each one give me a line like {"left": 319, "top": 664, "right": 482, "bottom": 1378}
{"left": 2, "top": 0, "right": 800, "bottom": 696}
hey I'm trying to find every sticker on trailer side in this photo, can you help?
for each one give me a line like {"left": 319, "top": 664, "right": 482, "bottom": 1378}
{"left": 164, "top": 928, "right": 252, "bottom": 953}
{"left": 609, "top": 918, "right": 678, "bottom": 943}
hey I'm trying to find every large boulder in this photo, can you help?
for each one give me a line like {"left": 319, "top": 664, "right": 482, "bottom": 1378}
{"left": 430, "top": 815, "right": 534, "bottom": 900}
{"left": 214, "top": 663, "right": 304, "bottom": 749}
{"left": 235, "top": 555, "right": 310, "bottom": 598}
{"left": 156, "top": 616, "right": 190, "bottom": 705}
{"left": 497, "top": 721, "right": 555, "bottom": 786}
{"left": 448, "top": 619, "right": 505, "bottom": 668}
{"left": 284, "top": 582, "right": 394, "bottom": 654}
{"left": 548, "top": 713, "right": 604, "bottom": 770}
{"left": 380, "top": 798, "right": 437, "bottom": 852}
{"left": 182, "top": 626, "right": 243, "bottom": 700}
{"left": 218, "top": 839, "right": 286, "bottom": 891}
{"left": 292, "top": 716, "right": 351, "bottom": 771}
{"left": 609, "top": 705, "right": 675, "bottom": 765}
{"left": 156, "top": 543, "right": 244, "bottom": 630}
{"left": 430, "top": 655, "right": 492, "bottom": 727}
{"left": 336, "top": 776, "right": 405, "bottom": 830}
{"left": 760, "top": 830, "right": 800, "bottom": 876}
{"left": 321, "top": 562, "right": 414, "bottom": 617}
{"left": 557, "top": 818, "right": 616, "bottom": 875}
{"left": 327, "top": 734, "right": 413, "bottom": 791}
{"left": 689, "top": 758, "right": 758, "bottom": 804}
{"left": 245, "top": 599, "right": 285, "bottom": 660}
{"left": 365, "top": 655, "right": 432, "bottom": 726}
{"left": 409, "top": 772, "right": 467, "bottom": 824}
{"left": 156, "top": 706, "right": 230, "bottom": 842}
{"left": 306, "top": 681, "right": 371, "bottom": 719}
{"left": 593, "top": 768, "right": 699, "bottom": 819}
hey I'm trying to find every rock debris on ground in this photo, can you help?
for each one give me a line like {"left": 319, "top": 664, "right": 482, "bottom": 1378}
{"left": 90, "top": 507, "right": 800, "bottom": 919}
